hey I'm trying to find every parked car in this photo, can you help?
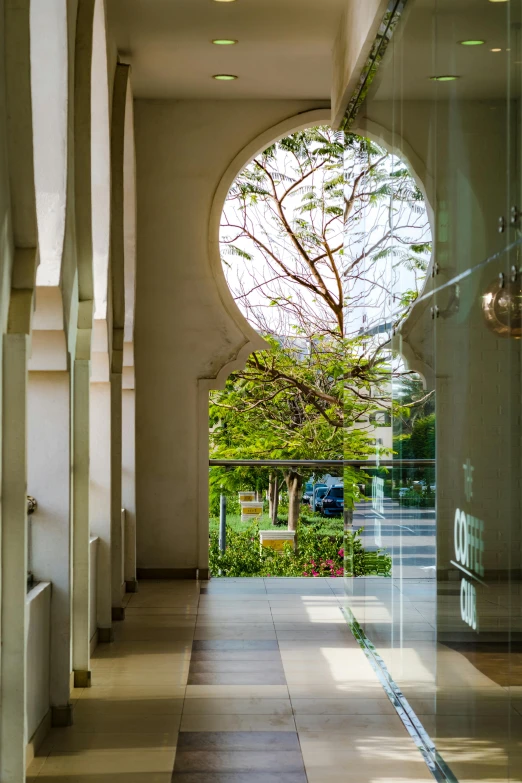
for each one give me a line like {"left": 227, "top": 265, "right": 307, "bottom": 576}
{"left": 312, "top": 484, "right": 328, "bottom": 512}
{"left": 320, "top": 485, "right": 344, "bottom": 517}
{"left": 302, "top": 482, "right": 314, "bottom": 505}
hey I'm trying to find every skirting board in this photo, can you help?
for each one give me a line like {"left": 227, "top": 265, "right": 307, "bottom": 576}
{"left": 26, "top": 709, "right": 51, "bottom": 769}
{"left": 137, "top": 568, "right": 198, "bottom": 580}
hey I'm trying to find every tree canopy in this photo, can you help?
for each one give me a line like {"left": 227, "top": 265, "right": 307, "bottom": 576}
{"left": 211, "top": 127, "right": 432, "bottom": 526}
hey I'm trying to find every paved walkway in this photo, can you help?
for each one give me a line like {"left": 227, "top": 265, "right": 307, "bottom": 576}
{"left": 28, "top": 578, "right": 432, "bottom": 782}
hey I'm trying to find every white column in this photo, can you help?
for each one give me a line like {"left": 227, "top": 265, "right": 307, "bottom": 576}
{"left": 28, "top": 370, "right": 72, "bottom": 726}
{"left": 122, "top": 386, "right": 137, "bottom": 591}
{"left": 89, "top": 381, "right": 112, "bottom": 641}
{"left": 1, "top": 334, "right": 30, "bottom": 781}
{"left": 197, "top": 385, "right": 210, "bottom": 580}
{"left": 72, "top": 359, "right": 91, "bottom": 686}
{"left": 111, "top": 372, "right": 124, "bottom": 618}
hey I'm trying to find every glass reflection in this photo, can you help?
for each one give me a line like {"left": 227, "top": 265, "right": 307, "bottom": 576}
{"left": 343, "top": 1, "right": 522, "bottom": 781}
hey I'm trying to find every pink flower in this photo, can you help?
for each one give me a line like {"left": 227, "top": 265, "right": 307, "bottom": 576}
{"left": 338, "top": 548, "right": 344, "bottom": 557}
{"left": 312, "top": 571, "right": 319, "bottom": 577}
{"left": 303, "top": 572, "right": 309, "bottom": 577}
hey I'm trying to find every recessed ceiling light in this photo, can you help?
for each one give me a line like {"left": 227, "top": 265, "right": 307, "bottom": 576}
{"left": 491, "top": 48, "right": 502, "bottom": 52}
{"left": 213, "top": 0, "right": 237, "bottom": 3}
{"left": 213, "top": 74, "right": 238, "bottom": 80}
{"left": 489, "top": 0, "right": 509, "bottom": 3}
{"left": 430, "top": 75, "right": 460, "bottom": 81}
{"left": 459, "top": 40, "right": 486, "bottom": 46}
{"left": 212, "top": 39, "right": 238, "bottom": 45}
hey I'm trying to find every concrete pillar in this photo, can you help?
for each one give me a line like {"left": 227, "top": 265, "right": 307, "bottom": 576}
{"left": 89, "top": 381, "right": 112, "bottom": 641}
{"left": 28, "top": 370, "right": 72, "bottom": 727}
{"left": 72, "top": 359, "right": 91, "bottom": 687}
{"left": 1, "top": 334, "right": 30, "bottom": 781}
{"left": 197, "top": 386, "right": 210, "bottom": 579}
{"left": 110, "top": 372, "right": 124, "bottom": 619}
{"left": 122, "top": 386, "right": 137, "bottom": 591}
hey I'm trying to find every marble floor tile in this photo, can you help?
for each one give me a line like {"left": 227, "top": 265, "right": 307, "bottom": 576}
{"left": 173, "top": 750, "right": 305, "bottom": 773}
{"left": 90, "top": 669, "right": 189, "bottom": 687}
{"left": 74, "top": 697, "right": 185, "bottom": 717}
{"left": 192, "top": 640, "right": 279, "bottom": 651}
{"left": 187, "top": 672, "right": 287, "bottom": 686}
{"left": 291, "top": 697, "right": 395, "bottom": 715}
{"left": 170, "top": 772, "right": 307, "bottom": 782}
{"left": 194, "top": 625, "right": 276, "bottom": 641}
{"left": 189, "top": 660, "right": 283, "bottom": 673}
{"left": 180, "top": 714, "right": 296, "bottom": 732}
{"left": 31, "top": 577, "right": 477, "bottom": 782}
{"left": 38, "top": 728, "right": 178, "bottom": 753}
{"left": 185, "top": 685, "right": 289, "bottom": 699}
{"left": 182, "top": 698, "right": 293, "bottom": 716}
{"left": 77, "top": 684, "right": 186, "bottom": 701}
{"left": 295, "top": 712, "right": 410, "bottom": 734}
{"left": 32, "top": 748, "right": 176, "bottom": 777}
{"left": 176, "top": 731, "right": 300, "bottom": 750}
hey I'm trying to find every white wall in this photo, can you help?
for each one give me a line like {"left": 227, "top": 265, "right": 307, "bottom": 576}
{"left": 122, "top": 388, "right": 136, "bottom": 585}
{"left": 89, "top": 537, "right": 98, "bottom": 653}
{"left": 26, "top": 582, "right": 51, "bottom": 742}
{"left": 27, "top": 371, "right": 72, "bottom": 710}
{"left": 89, "top": 381, "right": 112, "bottom": 630}
{"left": 134, "top": 99, "right": 328, "bottom": 573}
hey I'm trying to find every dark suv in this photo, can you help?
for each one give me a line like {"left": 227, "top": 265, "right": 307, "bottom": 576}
{"left": 320, "top": 485, "right": 344, "bottom": 517}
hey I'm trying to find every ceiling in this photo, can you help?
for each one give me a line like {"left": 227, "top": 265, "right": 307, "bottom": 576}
{"left": 372, "top": 0, "right": 522, "bottom": 102}
{"left": 106, "top": 0, "right": 346, "bottom": 100}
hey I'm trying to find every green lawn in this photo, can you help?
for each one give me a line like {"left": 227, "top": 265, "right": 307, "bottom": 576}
{"left": 209, "top": 512, "right": 344, "bottom": 537}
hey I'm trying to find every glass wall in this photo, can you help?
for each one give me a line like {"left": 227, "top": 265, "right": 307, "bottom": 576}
{"left": 344, "top": 1, "right": 522, "bottom": 780}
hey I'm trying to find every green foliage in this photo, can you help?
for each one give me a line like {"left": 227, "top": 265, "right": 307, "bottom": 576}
{"left": 213, "top": 126, "right": 432, "bottom": 535}
{"left": 410, "top": 414, "right": 435, "bottom": 460}
{"left": 209, "top": 522, "right": 391, "bottom": 578}
{"left": 220, "top": 127, "right": 431, "bottom": 451}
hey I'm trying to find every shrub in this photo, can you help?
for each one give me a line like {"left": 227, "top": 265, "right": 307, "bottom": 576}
{"left": 209, "top": 522, "right": 391, "bottom": 578}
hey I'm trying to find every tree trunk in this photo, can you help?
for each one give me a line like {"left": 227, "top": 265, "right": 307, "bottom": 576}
{"left": 285, "top": 471, "right": 303, "bottom": 532}
{"left": 269, "top": 473, "right": 280, "bottom": 525}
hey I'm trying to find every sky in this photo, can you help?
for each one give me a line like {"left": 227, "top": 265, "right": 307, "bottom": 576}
{"left": 220, "top": 133, "right": 432, "bottom": 342}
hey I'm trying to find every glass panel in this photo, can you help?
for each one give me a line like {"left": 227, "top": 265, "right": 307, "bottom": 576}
{"left": 344, "top": 1, "right": 522, "bottom": 781}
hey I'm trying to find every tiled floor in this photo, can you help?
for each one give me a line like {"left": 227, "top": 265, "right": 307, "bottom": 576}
{"left": 346, "top": 576, "right": 522, "bottom": 782}
{"left": 27, "top": 578, "right": 433, "bottom": 782}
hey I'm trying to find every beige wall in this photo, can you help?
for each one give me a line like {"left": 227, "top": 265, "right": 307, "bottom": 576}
{"left": 26, "top": 582, "right": 51, "bottom": 743}
{"left": 134, "top": 99, "right": 328, "bottom": 572}
{"left": 331, "top": 0, "right": 388, "bottom": 128}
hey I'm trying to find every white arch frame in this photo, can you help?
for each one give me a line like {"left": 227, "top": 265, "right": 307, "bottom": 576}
{"left": 198, "top": 108, "right": 333, "bottom": 577}
{"left": 205, "top": 108, "right": 332, "bottom": 390}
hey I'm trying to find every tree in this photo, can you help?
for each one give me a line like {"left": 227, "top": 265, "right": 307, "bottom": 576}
{"left": 210, "top": 338, "right": 372, "bottom": 530}
{"left": 213, "top": 127, "right": 432, "bottom": 524}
